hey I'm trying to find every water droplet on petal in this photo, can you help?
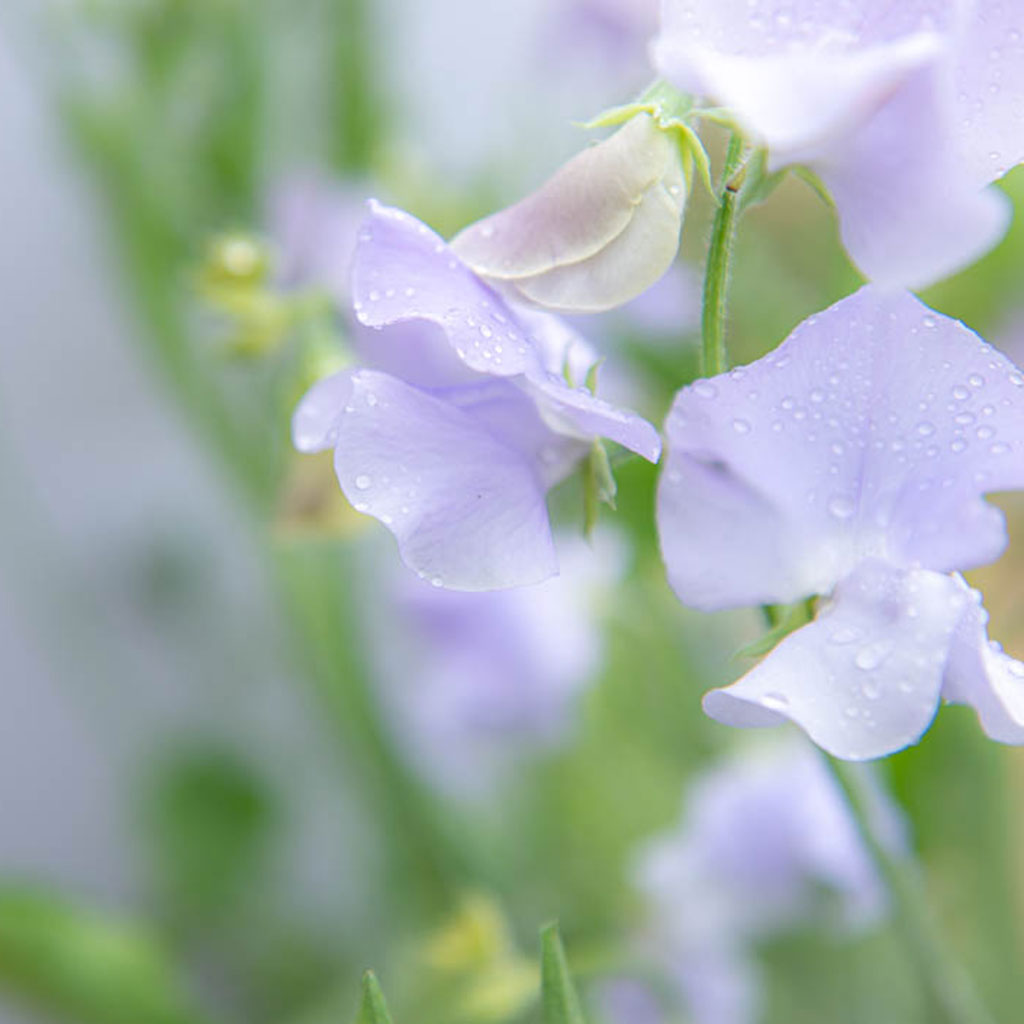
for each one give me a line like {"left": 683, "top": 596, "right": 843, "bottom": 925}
{"left": 827, "top": 495, "right": 856, "bottom": 520}
{"left": 354, "top": 474, "right": 372, "bottom": 490}
{"left": 731, "top": 418, "right": 751, "bottom": 434}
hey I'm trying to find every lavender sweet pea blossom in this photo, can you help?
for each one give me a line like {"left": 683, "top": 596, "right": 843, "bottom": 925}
{"left": 292, "top": 201, "right": 660, "bottom": 590}
{"left": 630, "top": 740, "right": 900, "bottom": 1024}
{"left": 366, "top": 533, "right": 622, "bottom": 799}
{"left": 658, "top": 286, "right": 1024, "bottom": 759}
{"left": 653, "top": 1, "right": 1024, "bottom": 288}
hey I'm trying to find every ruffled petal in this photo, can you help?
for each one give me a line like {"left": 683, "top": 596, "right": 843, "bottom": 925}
{"left": 351, "top": 201, "right": 544, "bottom": 378}
{"left": 703, "top": 561, "right": 968, "bottom": 760}
{"left": 816, "top": 63, "right": 1011, "bottom": 288}
{"left": 657, "top": 285, "right": 1024, "bottom": 610}
{"left": 526, "top": 371, "right": 662, "bottom": 461}
{"left": 332, "top": 370, "right": 557, "bottom": 590}
{"left": 452, "top": 114, "right": 686, "bottom": 313}
{"left": 943, "top": 577, "right": 1024, "bottom": 743}
{"left": 953, "top": 1, "right": 1024, "bottom": 185}
{"left": 291, "top": 370, "right": 354, "bottom": 453}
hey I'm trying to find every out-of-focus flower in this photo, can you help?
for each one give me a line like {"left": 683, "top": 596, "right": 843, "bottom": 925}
{"left": 658, "top": 286, "right": 1024, "bottom": 759}
{"left": 452, "top": 114, "right": 689, "bottom": 313}
{"left": 653, "top": 1, "right": 1024, "bottom": 288}
{"left": 293, "top": 201, "right": 660, "bottom": 590}
{"left": 365, "top": 532, "right": 623, "bottom": 798}
{"left": 629, "top": 739, "right": 901, "bottom": 1024}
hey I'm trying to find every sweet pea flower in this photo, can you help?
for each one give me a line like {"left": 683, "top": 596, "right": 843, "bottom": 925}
{"left": 365, "top": 533, "right": 623, "bottom": 799}
{"left": 292, "top": 201, "right": 660, "bottom": 590}
{"left": 631, "top": 739, "right": 900, "bottom": 1024}
{"left": 652, "top": 0, "right": 1024, "bottom": 288}
{"left": 657, "top": 285, "right": 1024, "bottom": 759}
{"left": 451, "top": 113, "right": 689, "bottom": 313}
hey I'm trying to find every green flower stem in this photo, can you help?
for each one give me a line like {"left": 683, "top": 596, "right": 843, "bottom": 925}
{"left": 820, "top": 754, "right": 996, "bottom": 1024}
{"left": 700, "top": 133, "right": 746, "bottom": 378}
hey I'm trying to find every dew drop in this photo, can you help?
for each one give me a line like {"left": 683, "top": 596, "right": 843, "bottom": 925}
{"left": 915, "top": 421, "right": 936, "bottom": 437}
{"left": 969, "top": 373, "right": 986, "bottom": 387}
{"left": 854, "top": 642, "right": 891, "bottom": 671}
{"left": 354, "top": 474, "right": 372, "bottom": 490}
{"left": 732, "top": 418, "right": 751, "bottom": 434}
{"left": 952, "top": 385, "right": 970, "bottom": 400}
{"left": 827, "top": 495, "right": 856, "bottom": 520}
{"left": 694, "top": 381, "right": 718, "bottom": 398}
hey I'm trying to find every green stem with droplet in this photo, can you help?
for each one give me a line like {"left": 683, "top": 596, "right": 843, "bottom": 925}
{"left": 819, "top": 754, "right": 996, "bottom": 1024}
{"left": 700, "top": 133, "right": 746, "bottom": 377}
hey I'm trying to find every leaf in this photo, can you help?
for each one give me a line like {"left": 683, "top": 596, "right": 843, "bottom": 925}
{"left": 0, "top": 887, "right": 210, "bottom": 1024}
{"left": 356, "top": 971, "right": 394, "bottom": 1024}
{"left": 539, "top": 923, "right": 586, "bottom": 1024}
{"left": 583, "top": 441, "right": 618, "bottom": 540}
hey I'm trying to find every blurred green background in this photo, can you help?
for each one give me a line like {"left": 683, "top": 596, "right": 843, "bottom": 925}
{"left": 0, "top": 2, "right": 1022, "bottom": 1023}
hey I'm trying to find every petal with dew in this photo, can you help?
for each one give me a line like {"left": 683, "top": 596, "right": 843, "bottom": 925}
{"left": 351, "top": 201, "right": 543, "bottom": 379}
{"left": 452, "top": 114, "right": 687, "bottom": 313}
{"left": 943, "top": 577, "right": 1024, "bottom": 743}
{"left": 657, "top": 286, "right": 1024, "bottom": 611}
{"left": 817, "top": 63, "right": 1011, "bottom": 288}
{"left": 703, "top": 561, "right": 968, "bottom": 760}
{"left": 953, "top": 0, "right": 1024, "bottom": 186}
{"left": 332, "top": 370, "right": 557, "bottom": 590}
{"left": 292, "top": 370, "right": 354, "bottom": 453}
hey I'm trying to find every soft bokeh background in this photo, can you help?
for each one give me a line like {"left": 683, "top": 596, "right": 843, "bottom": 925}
{"left": 0, "top": 2, "right": 1022, "bottom": 1023}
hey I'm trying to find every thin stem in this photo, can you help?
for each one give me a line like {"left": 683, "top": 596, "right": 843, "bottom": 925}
{"left": 700, "top": 133, "right": 745, "bottom": 377}
{"left": 820, "top": 754, "right": 996, "bottom": 1024}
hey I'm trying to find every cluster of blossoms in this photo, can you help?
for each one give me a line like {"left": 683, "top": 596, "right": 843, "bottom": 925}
{"left": 291, "top": 0, "right": 1024, "bottom": 770}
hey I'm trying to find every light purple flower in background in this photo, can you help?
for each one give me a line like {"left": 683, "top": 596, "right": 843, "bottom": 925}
{"left": 365, "top": 533, "right": 623, "bottom": 799}
{"left": 269, "top": 176, "right": 367, "bottom": 305}
{"left": 631, "top": 739, "right": 901, "bottom": 1024}
{"left": 292, "top": 201, "right": 660, "bottom": 590}
{"left": 653, "top": 0, "right": 1024, "bottom": 288}
{"left": 658, "top": 286, "right": 1024, "bottom": 759}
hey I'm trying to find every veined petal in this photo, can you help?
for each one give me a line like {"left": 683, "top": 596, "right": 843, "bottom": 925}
{"left": 351, "top": 201, "right": 544, "bottom": 379}
{"left": 657, "top": 286, "right": 1024, "bottom": 610}
{"left": 816, "top": 63, "right": 1011, "bottom": 288}
{"left": 452, "top": 114, "right": 687, "bottom": 313}
{"left": 332, "top": 370, "right": 557, "bottom": 590}
{"left": 703, "top": 562, "right": 968, "bottom": 761}
{"left": 943, "top": 577, "right": 1024, "bottom": 743}
{"left": 291, "top": 370, "right": 354, "bottom": 453}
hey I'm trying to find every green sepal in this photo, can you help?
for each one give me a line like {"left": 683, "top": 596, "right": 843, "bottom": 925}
{"left": 579, "top": 82, "right": 713, "bottom": 200}
{"left": 583, "top": 440, "right": 617, "bottom": 540}
{"left": 735, "top": 597, "right": 816, "bottom": 660}
{"left": 539, "top": 923, "right": 586, "bottom": 1024}
{"left": 356, "top": 971, "right": 394, "bottom": 1024}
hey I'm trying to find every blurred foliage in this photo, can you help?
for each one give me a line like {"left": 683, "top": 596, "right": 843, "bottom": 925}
{"left": 1, "top": 1, "right": 1020, "bottom": 1023}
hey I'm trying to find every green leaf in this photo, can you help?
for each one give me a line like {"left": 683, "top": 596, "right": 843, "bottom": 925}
{"left": 539, "top": 923, "right": 585, "bottom": 1024}
{"left": 0, "top": 887, "right": 210, "bottom": 1024}
{"left": 583, "top": 441, "right": 618, "bottom": 539}
{"left": 356, "top": 971, "right": 394, "bottom": 1024}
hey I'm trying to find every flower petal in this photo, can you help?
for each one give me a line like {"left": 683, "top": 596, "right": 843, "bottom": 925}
{"left": 291, "top": 370, "right": 354, "bottom": 453}
{"left": 332, "top": 370, "right": 557, "bottom": 590}
{"left": 943, "top": 578, "right": 1024, "bottom": 743}
{"left": 816, "top": 64, "right": 1011, "bottom": 288}
{"left": 658, "top": 286, "right": 1024, "bottom": 610}
{"left": 351, "top": 201, "right": 544, "bottom": 378}
{"left": 452, "top": 114, "right": 686, "bottom": 312}
{"left": 655, "top": 31, "right": 943, "bottom": 161}
{"left": 953, "top": 1, "right": 1024, "bottom": 185}
{"left": 703, "top": 561, "right": 967, "bottom": 760}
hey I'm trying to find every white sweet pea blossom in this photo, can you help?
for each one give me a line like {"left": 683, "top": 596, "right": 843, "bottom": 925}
{"left": 653, "top": 0, "right": 1024, "bottom": 288}
{"left": 452, "top": 113, "right": 689, "bottom": 313}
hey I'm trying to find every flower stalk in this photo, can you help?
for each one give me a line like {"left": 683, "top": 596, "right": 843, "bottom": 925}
{"left": 820, "top": 754, "right": 996, "bottom": 1024}
{"left": 699, "top": 132, "right": 746, "bottom": 377}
